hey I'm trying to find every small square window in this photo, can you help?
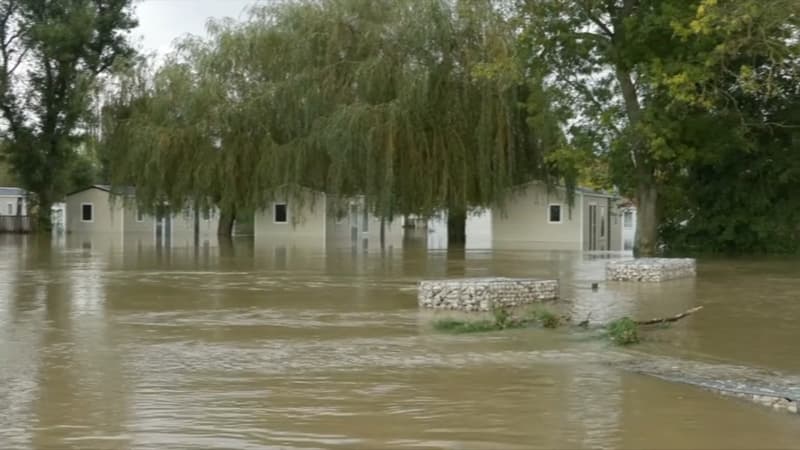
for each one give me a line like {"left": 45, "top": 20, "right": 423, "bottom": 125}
{"left": 273, "top": 203, "right": 288, "bottom": 223}
{"left": 623, "top": 211, "right": 633, "bottom": 228}
{"left": 81, "top": 203, "right": 93, "bottom": 222}
{"left": 548, "top": 204, "right": 562, "bottom": 223}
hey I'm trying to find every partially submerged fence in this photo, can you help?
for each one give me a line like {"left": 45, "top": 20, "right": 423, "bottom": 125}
{"left": 0, "top": 215, "right": 33, "bottom": 233}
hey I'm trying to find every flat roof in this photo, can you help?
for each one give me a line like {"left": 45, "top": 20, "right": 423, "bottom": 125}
{"left": 0, "top": 187, "right": 26, "bottom": 196}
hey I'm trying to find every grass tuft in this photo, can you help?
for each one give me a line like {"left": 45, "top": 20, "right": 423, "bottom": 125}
{"left": 432, "top": 318, "right": 506, "bottom": 333}
{"left": 607, "top": 317, "right": 640, "bottom": 345}
{"left": 433, "top": 306, "right": 566, "bottom": 334}
{"left": 537, "top": 310, "right": 561, "bottom": 329}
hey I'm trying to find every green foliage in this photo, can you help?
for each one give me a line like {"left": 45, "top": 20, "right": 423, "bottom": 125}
{"left": 654, "top": 0, "right": 800, "bottom": 253}
{"left": 0, "top": 152, "right": 16, "bottom": 185}
{"left": 103, "top": 55, "right": 228, "bottom": 219}
{"left": 434, "top": 306, "right": 564, "bottom": 334}
{"left": 432, "top": 318, "right": 508, "bottom": 334}
{"left": 67, "top": 151, "right": 99, "bottom": 194}
{"left": 517, "top": 0, "right": 696, "bottom": 255}
{"left": 524, "top": 308, "right": 562, "bottom": 329}
{"left": 105, "top": 0, "right": 566, "bottom": 233}
{"left": 536, "top": 310, "right": 562, "bottom": 329}
{"left": 0, "top": 0, "right": 136, "bottom": 228}
{"left": 492, "top": 306, "right": 513, "bottom": 329}
{"left": 607, "top": 317, "right": 640, "bottom": 346}
{"left": 518, "top": 0, "right": 800, "bottom": 255}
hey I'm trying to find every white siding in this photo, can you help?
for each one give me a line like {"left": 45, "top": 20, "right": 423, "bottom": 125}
{"left": 0, "top": 194, "right": 27, "bottom": 216}
{"left": 492, "top": 184, "right": 582, "bottom": 250}
{"left": 253, "top": 191, "right": 328, "bottom": 246}
{"left": 171, "top": 207, "right": 220, "bottom": 237}
{"left": 323, "top": 196, "right": 404, "bottom": 249}
{"left": 65, "top": 188, "right": 124, "bottom": 234}
{"left": 122, "top": 202, "right": 155, "bottom": 234}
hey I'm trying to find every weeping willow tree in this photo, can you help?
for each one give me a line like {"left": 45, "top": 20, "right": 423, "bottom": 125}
{"left": 238, "top": 0, "right": 564, "bottom": 243}
{"left": 104, "top": 0, "right": 565, "bottom": 242}
{"left": 102, "top": 55, "right": 221, "bottom": 231}
{"left": 102, "top": 22, "right": 276, "bottom": 236}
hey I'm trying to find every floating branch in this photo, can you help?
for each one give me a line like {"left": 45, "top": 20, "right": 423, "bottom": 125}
{"left": 635, "top": 306, "right": 704, "bottom": 326}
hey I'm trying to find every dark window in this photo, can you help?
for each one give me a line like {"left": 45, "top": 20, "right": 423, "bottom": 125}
{"left": 136, "top": 208, "right": 144, "bottom": 222}
{"left": 548, "top": 204, "right": 562, "bottom": 223}
{"left": 274, "top": 203, "right": 288, "bottom": 223}
{"left": 82, "top": 204, "right": 93, "bottom": 221}
{"left": 600, "top": 207, "right": 606, "bottom": 237}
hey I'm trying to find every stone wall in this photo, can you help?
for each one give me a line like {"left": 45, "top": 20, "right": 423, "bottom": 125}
{"left": 607, "top": 258, "right": 696, "bottom": 282}
{"left": 418, "top": 277, "right": 559, "bottom": 311}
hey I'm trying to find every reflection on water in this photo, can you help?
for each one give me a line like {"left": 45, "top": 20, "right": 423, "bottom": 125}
{"left": 1, "top": 234, "right": 800, "bottom": 449}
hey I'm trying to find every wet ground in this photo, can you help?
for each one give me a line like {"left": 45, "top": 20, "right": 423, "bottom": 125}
{"left": 1, "top": 233, "right": 799, "bottom": 449}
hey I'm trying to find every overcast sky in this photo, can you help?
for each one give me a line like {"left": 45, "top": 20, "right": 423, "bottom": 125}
{"left": 133, "top": 0, "right": 264, "bottom": 55}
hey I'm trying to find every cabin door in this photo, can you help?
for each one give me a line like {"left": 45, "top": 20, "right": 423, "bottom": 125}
{"left": 588, "top": 204, "right": 598, "bottom": 251}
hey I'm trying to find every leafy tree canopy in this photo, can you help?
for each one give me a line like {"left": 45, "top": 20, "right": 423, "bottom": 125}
{"left": 105, "top": 0, "right": 567, "bottom": 239}
{"left": 0, "top": 0, "right": 136, "bottom": 229}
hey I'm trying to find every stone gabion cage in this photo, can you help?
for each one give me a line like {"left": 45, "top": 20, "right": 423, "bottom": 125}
{"left": 606, "top": 258, "right": 696, "bottom": 282}
{"left": 418, "top": 277, "right": 559, "bottom": 311}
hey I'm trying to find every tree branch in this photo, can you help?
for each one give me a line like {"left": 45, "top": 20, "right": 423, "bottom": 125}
{"left": 556, "top": 72, "right": 622, "bottom": 135}
{"left": 636, "top": 306, "right": 704, "bottom": 326}
{"left": 581, "top": 1, "right": 614, "bottom": 38}
{"left": 573, "top": 31, "right": 611, "bottom": 48}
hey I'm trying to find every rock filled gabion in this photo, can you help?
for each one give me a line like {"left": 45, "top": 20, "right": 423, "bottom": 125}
{"left": 606, "top": 258, "right": 696, "bottom": 282}
{"left": 418, "top": 278, "right": 559, "bottom": 311}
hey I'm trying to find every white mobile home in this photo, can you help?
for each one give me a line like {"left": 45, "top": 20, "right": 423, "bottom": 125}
{"left": 65, "top": 185, "right": 219, "bottom": 240}
{"left": 253, "top": 190, "right": 403, "bottom": 249}
{"left": 491, "top": 182, "right": 623, "bottom": 251}
{"left": 0, "top": 187, "right": 27, "bottom": 217}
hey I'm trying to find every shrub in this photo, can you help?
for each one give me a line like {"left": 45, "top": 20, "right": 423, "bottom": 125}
{"left": 537, "top": 310, "right": 561, "bottom": 329}
{"left": 607, "top": 317, "right": 640, "bottom": 345}
{"left": 432, "top": 318, "right": 500, "bottom": 333}
{"left": 492, "top": 307, "right": 513, "bottom": 329}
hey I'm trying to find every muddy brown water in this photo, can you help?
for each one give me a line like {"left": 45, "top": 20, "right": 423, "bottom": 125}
{"left": 1, "top": 234, "right": 799, "bottom": 449}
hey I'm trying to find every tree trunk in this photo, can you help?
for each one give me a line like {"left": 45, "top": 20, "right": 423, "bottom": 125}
{"left": 35, "top": 193, "right": 53, "bottom": 233}
{"left": 218, "top": 235, "right": 235, "bottom": 258}
{"left": 193, "top": 204, "right": 200, "bottom": 247}
{"left": 615, "top": 66, "right": 659, "bottom": 257}
{"left": 634, "top": 181, "right": 658, "bottom": 257}
{"left": 447, "top": 209, "right": 467, "bottom": 247}
{"left": 217, "top": 205, "right": 236, "bottom": 237}
{"left": 379, "top": 217, "right": 386, "bottom": 249}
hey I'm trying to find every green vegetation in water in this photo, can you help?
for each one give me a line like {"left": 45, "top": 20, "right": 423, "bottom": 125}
{"left": 433, "top": 307, "right": 561, "bottom": 334}
{"left": 534, "top": 309, "right": 561, "bottom": 329}
{"left": 607, "top": 317, "right": 640, "bottom": 345}
{"left": 432, "top": 306, "right": 697, "bottom": 346}
{"left": 433, "top": 318, "right": 517, "bottom": 334}
{"left": 492, "top": 307, "right": 514, "bottom": 329}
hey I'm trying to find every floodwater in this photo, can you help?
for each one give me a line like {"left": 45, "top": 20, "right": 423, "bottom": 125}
{"left": 1, "top": 233, "right": 799, "bottom": 450}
